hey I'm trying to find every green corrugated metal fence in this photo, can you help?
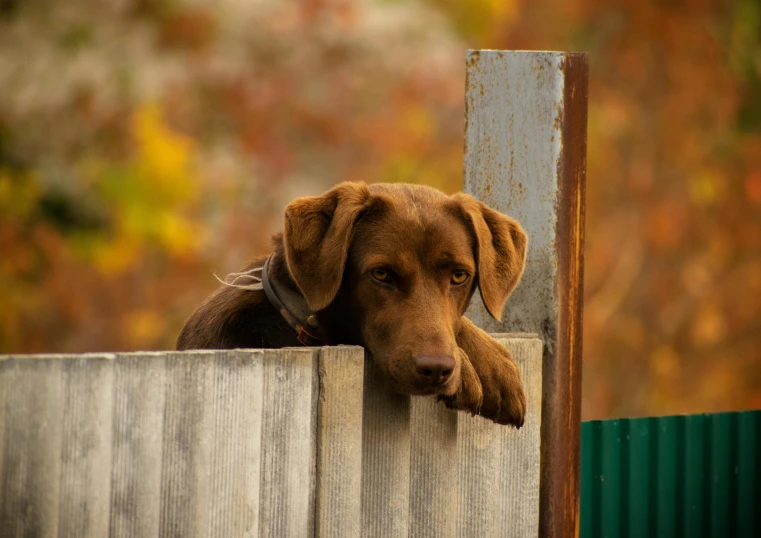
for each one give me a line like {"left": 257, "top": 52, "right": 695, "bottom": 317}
{"left": 581, "top": 410, "right": 761, "bottom": 538}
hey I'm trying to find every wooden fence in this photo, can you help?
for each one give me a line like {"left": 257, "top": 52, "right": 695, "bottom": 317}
{"left": 0, "top": 338, "right": 541, "bottom": 538}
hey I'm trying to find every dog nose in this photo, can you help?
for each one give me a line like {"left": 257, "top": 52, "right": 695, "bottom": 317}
{"left": 413, "top": 355, "right": 455, "bottom": 385}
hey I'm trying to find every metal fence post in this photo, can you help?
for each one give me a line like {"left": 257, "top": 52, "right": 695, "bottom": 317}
{"left": 463, "top": 50, "right": 588, "bottom": 538}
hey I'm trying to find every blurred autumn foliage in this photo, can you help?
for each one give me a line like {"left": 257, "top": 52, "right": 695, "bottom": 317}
{"left": 0, "top": 0, "right": 759, "bottom": 419}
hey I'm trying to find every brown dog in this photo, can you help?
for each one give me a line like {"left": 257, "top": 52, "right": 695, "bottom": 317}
{"left": 177, "top": 182, "right": 528, "bottom": 427}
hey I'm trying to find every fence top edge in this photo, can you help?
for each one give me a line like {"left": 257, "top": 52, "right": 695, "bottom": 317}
{"left": 1, "top": 338, "right": 540, "bottom": 360}
{"left": 0, "top": 352, "right": 119, "bottom": 362}
{"left": 490, "top": 332, "right": 540, "bottom": 340}
{"left": 467, "top": 49, "right": 588, "bottom": 58}
{"left": 583, "top": 408, "right": 761, "bottom": 425}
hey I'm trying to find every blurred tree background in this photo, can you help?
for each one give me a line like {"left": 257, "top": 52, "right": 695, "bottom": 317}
{"left": 0, "top": 0, "right": 759, "bottom": 419}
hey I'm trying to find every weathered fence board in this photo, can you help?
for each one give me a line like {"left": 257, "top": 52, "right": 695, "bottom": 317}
{"left": 409, "top": 396, "right": 458, "bottom": 538}
{"left": 360, "top": 358, "right": 412, "bottom": 538}
{"left": 59, "top": 355, "right": 115, "bottom": 538}
{"left": 203, "top": 351, "right": 263, "bottom": 538}
{"left": 497, "top": 337, "right": 544, "bottom": 537}
{"left": 259, "top": 348, "right": 318, "bottom": 538}
{"left": 110, "top": 353, "right": 167, "bottom": 538}
{"left": 1, "top": 356, "right": 67, "bottom": 538}
{"left": 456, "top": 337, "right": 543, "bottom": 538}
{"left": 457, "top": 401, "right": 503, "bottom": 536}
{"left": 315, "top": 346, "right": 364, "bottom": 538}
{"left": 463, "top": 49, "right": 588, "bottom": 538}
{"left": 0, "top": 337, "right": 542, "bottom": 538}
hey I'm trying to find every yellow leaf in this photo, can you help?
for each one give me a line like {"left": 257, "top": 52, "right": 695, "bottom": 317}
{"left": 132, "top": 103, "right": 198, "bottom": 204}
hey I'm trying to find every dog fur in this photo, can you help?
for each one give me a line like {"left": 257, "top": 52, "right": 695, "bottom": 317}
{"left": 177, "top": 182, "right": 527, "bottom": 427}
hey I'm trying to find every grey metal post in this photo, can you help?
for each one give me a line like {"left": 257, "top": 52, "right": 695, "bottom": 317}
{"left": 463, "top": 50, "right": 588, "bottom": 538}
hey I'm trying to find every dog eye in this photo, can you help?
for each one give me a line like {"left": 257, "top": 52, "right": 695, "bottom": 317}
{"left": 451, "top": 270, "right": 469, "bottom": 285}
{"left": 370, "top": 268, "right": 392, "bottom": 283}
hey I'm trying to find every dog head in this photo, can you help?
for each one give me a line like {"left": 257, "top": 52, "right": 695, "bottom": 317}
{"left": 283, "top": 182, "right": 527, "bottom": 396}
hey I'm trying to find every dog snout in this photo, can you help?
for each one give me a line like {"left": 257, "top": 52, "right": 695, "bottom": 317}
{"left": 413, "top": 354, "right": 455, "bottom": 385}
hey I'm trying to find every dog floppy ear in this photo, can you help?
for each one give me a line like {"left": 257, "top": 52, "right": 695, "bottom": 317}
{"left": 452, "top": 193, "right": 528, "bottom": 321}
{"left": 283, "top": 181, "right": 370, "bottom": 311}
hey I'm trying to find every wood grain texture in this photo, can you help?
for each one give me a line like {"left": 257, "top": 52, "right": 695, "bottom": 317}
{"left": 0, "top": 339, "right": 541, "bottom": 538}
{"left": 463, "top": 49, "right": 587, "bottom": 538}
{"left": 354, "top": 338, "right": 543, "bottom": 538}
{"left": 204, "top": 350, "right": 264, "bottom": 538}
{"left": 109, "top": 353, "right": 167, "bottom": 538}
{"left": 58, "top": 355, "right": 115, "bottom": 538}
{"left": 0, "top": 350, "right": 272, "bottom": 538}
{"left": 1, "top": 355, "right": 66, "bottom": 538}
{"left": 455, "top": 338, "right": 543, "bottom": 538}
{"left": 258, "top": 348, "right": 319, "bottom": 538}
{"left": 154, "top": 350, "right": 267, "bottom": 538}
{"left": 361, "top": 356, "right": 411, "bottom": 538}
{"left": 157, "top": 350, "right": 215, "bottom": 538}
{"left": 456, "top": 405, "right": 502, "bottom": 537}
{"left": 496, "top": 337, "right": 543, "bottom": 538}
{"left": 409, "top": 396, "right": 458, "bottom": 538}
{"left": 315, "top": 346, "right": 365, "bottom": 538}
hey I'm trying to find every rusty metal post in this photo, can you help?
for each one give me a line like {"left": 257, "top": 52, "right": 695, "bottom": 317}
{"left": 464, "top": 50, "right": 588, "bottom": 537}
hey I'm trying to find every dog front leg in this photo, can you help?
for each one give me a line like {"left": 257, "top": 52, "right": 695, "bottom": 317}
{"left": 441, "top": 317, "right": 526, "bottom": 427}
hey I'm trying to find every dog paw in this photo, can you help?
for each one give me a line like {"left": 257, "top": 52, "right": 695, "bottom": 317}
{"left": 475, "top": 354, "right": 526, "bottom": 428}
{"left": 438, "top": 349, "right": 525, "bottom": 428}
{"left": 438, "top": 352, "right": 483, "bottom": 414}
{"left": 453, "top": 318, "right": 526, "bottom": 428}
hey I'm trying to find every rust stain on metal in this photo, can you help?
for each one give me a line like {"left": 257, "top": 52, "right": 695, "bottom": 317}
{"left": 553, "top": 102, "right": 563, "bottom": 132}
{"left": 462, "top": 58, "right": 587, "bottom": 538}
{"left": 538, "top": 52, "right": 588, "bottom": 538}
{"left": 463, "top": 59, "right": 471, "bottom": 163}
{"left": 466, "top": 49, "right": 481, "bottom": 69}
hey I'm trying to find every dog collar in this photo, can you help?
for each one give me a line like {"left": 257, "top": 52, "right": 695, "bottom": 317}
{"left": 261, "top": 256, "right": 324, "bottom": 346}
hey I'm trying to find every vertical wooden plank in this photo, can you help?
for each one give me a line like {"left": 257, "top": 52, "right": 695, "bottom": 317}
{"left": 58, "top": 354, "right": 115, "bottom": 538}
{"left": 206, "top": 350, "right": 264, "bottom": 538}
{"left": 0, "top": 357, "right": 15, "bottom": 536}
{"left": 464, "top": 50, "right": 588, "bottom": 538}
{"left": 258, "top": 348, "right": 319, "bottom": 538}
{"left": 361, "top": 356, "right": 411, "bottom": 538}
{"left": 158, "top": 350, "right": 217, "bottom": 538}
{"left": 157, "top": 349, "right": 266, "bottom": 538}
{"left": 456, "top": 336, "right": 542, "bottom": 538}
{"left": 495, "top": 337, "right": 543, "bottom": 538}
{"left": 456, "top": 411, "right": 501, "bottom": 537}
{"left": 315, "top": 346, "right": 365, "bottom": 538}
{"left": 0, "top": 356, "right": 65, "bottom": 538}
{"left": 408, "top": 396, "right": 458, "bottom": 538}
{"left": 110, "top": 352, "right": 168, "bottom": 538}
{"left": 0, "top": 358, "right": 5, "bottom": 533}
